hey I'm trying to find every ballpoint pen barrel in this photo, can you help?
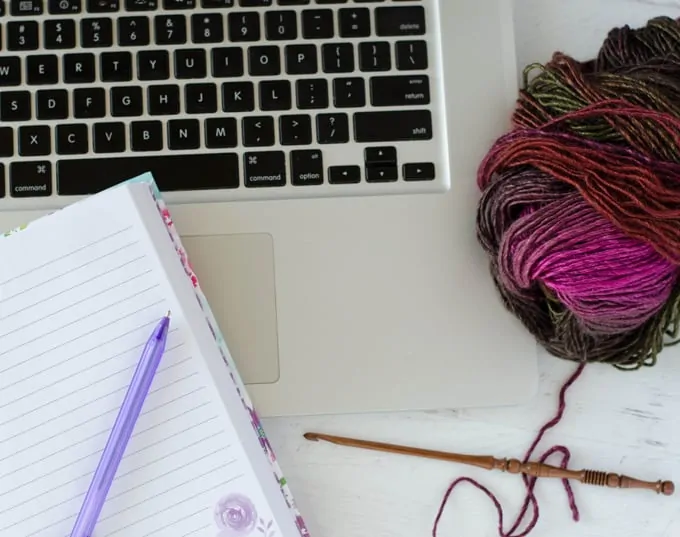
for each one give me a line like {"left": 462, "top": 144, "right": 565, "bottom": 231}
{"left": 69, "top": 315, "right": 170, "bottom": 537}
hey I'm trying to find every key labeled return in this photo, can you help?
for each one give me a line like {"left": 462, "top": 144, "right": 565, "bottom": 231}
{"left": 370, "top": 75, "right": 430, "bottom": 107}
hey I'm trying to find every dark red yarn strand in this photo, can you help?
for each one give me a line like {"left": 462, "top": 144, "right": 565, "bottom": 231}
{"left": 431, "top": 363, "right": 585, "bottom": 536}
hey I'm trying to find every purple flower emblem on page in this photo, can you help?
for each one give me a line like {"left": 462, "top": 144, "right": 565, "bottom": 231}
{"left": 214, "top": 494, "right": 257, "bottom": 536}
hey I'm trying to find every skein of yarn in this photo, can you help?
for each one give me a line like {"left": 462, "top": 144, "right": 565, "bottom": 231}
{"left": 476, "top": 16, "right": 680, "bottom": 369}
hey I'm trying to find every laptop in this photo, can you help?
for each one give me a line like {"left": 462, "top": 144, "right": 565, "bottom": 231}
{"left": 0, "top": 0, "right": 538, "bottom": 417}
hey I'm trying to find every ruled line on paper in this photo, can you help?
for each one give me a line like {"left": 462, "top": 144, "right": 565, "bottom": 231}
{"left": 0, "top": 270, "right": 154, "bottom": 330}
{"left": 0, "top": 415, "right": 221, "bottom": 502}
{"left": 178, "top": 524, "right": 213, "bottom": 537}
{"left": 151, "top": 516, "right": 211, "bottom": 537}
{"left": 0, "top": 384, "right": 206, "bottom": 475}
{"left": 100, "top": 476, "right": 244, "bottom": 537}
{"left": 0, "top": 257, "right": 150, "bottom": 319}
{"left": 1, "top": 322, "right": 172, "bottom": 391}
{"left": 0, "top": 226, "right": 133, "bottom": 287}
{"left": 0, "top": 342, "right": 186, "bottom": 418}
{"left": 0, "top": 297, "right": 164, "bottom": 363}
{"left": 0, "top": 430, "right": 228, "bottom": 519}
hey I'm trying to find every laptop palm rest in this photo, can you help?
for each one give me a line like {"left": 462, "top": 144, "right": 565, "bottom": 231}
{"left": 181, "top": 233, "right": 280, "bottom": 385}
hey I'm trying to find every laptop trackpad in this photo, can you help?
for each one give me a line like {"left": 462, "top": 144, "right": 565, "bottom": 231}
{"left": 181, "top": 233, "right": 279, "bottom": 385}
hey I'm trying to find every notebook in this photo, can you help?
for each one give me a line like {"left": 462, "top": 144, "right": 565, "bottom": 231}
{"left": 0, "top": 174, "right": 309, "bottom": 537}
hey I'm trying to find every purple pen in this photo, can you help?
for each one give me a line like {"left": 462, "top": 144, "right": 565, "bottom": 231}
{"left": 69, "top": 312, "right": 171, "bottom": 537}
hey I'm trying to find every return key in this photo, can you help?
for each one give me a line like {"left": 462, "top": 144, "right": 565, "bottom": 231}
{"left": 370, "top": 75, "right": 430, "bottom": 107}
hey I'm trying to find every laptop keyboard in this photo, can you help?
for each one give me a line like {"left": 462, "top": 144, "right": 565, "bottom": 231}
{"left": 0, "top": 0, "right": 446, "bottom": 209}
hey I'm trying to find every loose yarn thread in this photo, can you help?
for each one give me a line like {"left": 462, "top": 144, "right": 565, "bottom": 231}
{"left": 433, "top": 16, "right": 680, "bottom": 536}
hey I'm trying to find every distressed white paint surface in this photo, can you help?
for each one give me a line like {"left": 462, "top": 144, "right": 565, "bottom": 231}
{"left": 262, "top": 2, "right": 680, "bottom": 536}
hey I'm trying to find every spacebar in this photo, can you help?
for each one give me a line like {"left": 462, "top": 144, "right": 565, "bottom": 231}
{"left": 57, "top": 153, "right": 240, "bottom": 195}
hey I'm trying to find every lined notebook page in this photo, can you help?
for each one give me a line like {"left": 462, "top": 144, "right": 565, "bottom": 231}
{"left": 0, "top": 185, "right": 283, "bottom": 537}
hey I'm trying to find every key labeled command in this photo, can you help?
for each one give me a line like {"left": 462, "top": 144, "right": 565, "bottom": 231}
{"left": 244, "top": 151, "right": 286, "bottom": 187}
{"left": 10, "top": 161, "right": 52, "bottom": 197}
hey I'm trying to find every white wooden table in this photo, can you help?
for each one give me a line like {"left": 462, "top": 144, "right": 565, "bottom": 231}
{"left": 262, "top": 2, "right": 680, "bottom": 536}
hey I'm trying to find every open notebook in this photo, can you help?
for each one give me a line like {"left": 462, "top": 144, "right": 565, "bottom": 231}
{"left": 0, "top": 174, "right": 309, "bottom": 537}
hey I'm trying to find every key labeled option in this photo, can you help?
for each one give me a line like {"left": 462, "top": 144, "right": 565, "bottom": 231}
{"left": 244, "top": 151, "right": 286, "bottom": 187}
{"left": 291, "top": 149, "right": 323, "bottom": 185}
{"left": 10, "top": 161, "right": 52, "bottom": 197}
{"left": 370, "top": 75, "right": 429, "bottom": 107}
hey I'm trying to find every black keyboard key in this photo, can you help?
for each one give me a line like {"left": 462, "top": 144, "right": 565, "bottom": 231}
{"left": 296, "top": 78, "right": 327, "bottom": 109}
{"left": 277, "top": 0, "right": 309, "bottom": 4}
{"left": 211, "top": 47, "right": 244, "bottom": 77}
{"left": 81, "top": 17, "right": 113, "bottom": 47}
{"left": 10, "top": 161, "right": 52, "bottom": 197}
{"left": 285, "top": 44, "right": 317, "bottom": 74}
{"left": 191, "top": 12, "right": 223, "bottom": 43}
{"left": 403, "top": 162, "right": 434, "bottom": 181}
{"left": 315, "top": 0, "right": 346, "bottom": 3}
{"left": 0, "top": 91, "right": 31, "bottom": 120}
{"left": 239, "top": 0, "right": 271, "bottom": 5}
{"left": 396, "top": 40, "right": 427, "bottom": 70}
{"left": 11, "top": 0, "right": 42, "bottom": 15}
{"left": 248, "top": 45, "right": 280, "bottom": 76}
{"left": 322, "top": 43, "right": 353, "bottom": 73}
{"left": 0, "top": 127, "right": 13, "bottom": 157}
{"left": 244, "top": 151, "right": 285, "bottom": 187}
{"left": 63, "top": 53, "right": 95, "bottom": 82}
{"left": 74, "top": 87, "right": 105, "bottom": 117}
{"left": 302, "top": 9, "right": 333, "bottom": 38}
{"left": 228, "top": 11, "right": 260, "bottom": 41}
{"left": 175, "top": 48, "right": 206, "bottom": 78}
{"left": 259, "top": 79, "right": 290, "bottom": 110}
{"left": 354, "top": 109, "right": 432, "bottom": 142}
{"left": 370, "top": 74, "right": 429, "bottom": 106}
{"left": 329, "top": 165, "right": 359, "bottom": 184}
{"left": 130, "top": 120, "right": 163, "bottom": 151}
{"left": 0, "top": 165, "right": 4, "bottom": 198}
{"left": 366, "top": 165, "right": 397, "bottom": 182}
{"left": 317, "top": 112, "right": 348, "bottom": 143}
{"left": 185, "top": 82, "right": 217, "bottom": 113}
{"left": 222, "top": 81, "right": 254, "bottom": 111}
{"left": 8, "top": 21, "right": 39, "bottom": 51}
{"left": 242, "top": 116, "right": 274, "bottom": 147}
{"left": 48, "top": 0, "right": 80, "bottom": 12}
{"left": 0, "top": 1, "right": 4, "bottom": 15}
{"left": 36, "top": 88, "right": 68, "bottom": 119}
{"left": 25, "top": 59, "right": 55, "bottom": 90}
{"left": 86, "top": 0, "right": 118, "bottom": 12}
{"left": 56, "top": 123, "right": 89, "bottom": 154}
{"left": 205, "top": 117, "right": 237, "bottom": 148}
{"left": 93, "top": 121, "right": 126, "bottom": 152}
{"left": 101, "top": 51, "right": 132, "bottom": 81}
{"left": 201, "top": 0, "right": 233, "bottom": 6}
{"left": 148, "top": 84, "right": 180, "bottom": 115}
{"left": 291, "top": 149, "right": 322, "bottom": 185}
{"left": 0, "top": 57, "right": 21, "bottom": 86}
{"left": 138, "top": 50, "right": 169, "bottom": 79}
{"left": 118, "top": 16, "right": 150, "bottom": 45}
{"left": 375, "top": 6, "right": 425, "bottom": 36}
{"left": 155, "top": 14, "right": 186, "bottom": 44}
{"left": 365, "top": 146, "right": 396, "bottom": 166}
{"left": 162, "top": 0, "right": 194, "bottom": 8}
{"left": 57, "top": 153, "right": 240, "bottom": 194}
{"left": 111, "top": 85, "right": 143, "bottom": 116}
{"left": 280, "top": 114, "right": 311, "bottom": 145}
{"left": 339, "top": 7, "right": 370, "bottom": 37}
{"left": 359, "top": 41, "right": 390, "bottom": 71}
{"left": 44, "top": 20, "right": 77, "bottom": 49}
{"left": 333, "top": 77, "right": 365, "bottom": 108}
{"left": 265, "top": 9, "right": 296, "bottom": 40}
{"left": 168, "top": 118, "right": 200, "bottom": 149}
{"left": 125, "top": 0, "right": 157, "bottom": 10}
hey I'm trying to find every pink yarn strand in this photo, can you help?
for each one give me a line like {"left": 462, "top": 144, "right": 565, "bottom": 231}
{"left": 432, "top": 362, "right": 586, "bottom": 537}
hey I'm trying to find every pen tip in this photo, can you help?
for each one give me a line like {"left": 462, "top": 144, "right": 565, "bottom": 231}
{"left": 303, "top": 433, "right": 319, "bottom": 442}
{"left": 166, "top": 310, "right": 171, "bottom": 318}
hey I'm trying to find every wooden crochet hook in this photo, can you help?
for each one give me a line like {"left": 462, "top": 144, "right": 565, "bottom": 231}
{"left": 303, "top": 432, "right": 674, "bottom": 496}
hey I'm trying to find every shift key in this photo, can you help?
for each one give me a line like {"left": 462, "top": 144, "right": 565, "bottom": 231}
{"left": 354, "top": 110, "right": 432, "bottom": 143}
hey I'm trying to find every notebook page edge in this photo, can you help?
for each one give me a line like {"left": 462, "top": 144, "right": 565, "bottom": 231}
{"left": 124, "top": 178, "right": 310, "bottom": 537}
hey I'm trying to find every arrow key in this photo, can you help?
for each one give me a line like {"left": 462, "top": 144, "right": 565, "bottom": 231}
{"left": 404, "top": 162, "right": 435, "bottom": 181}
{"left": 365, "top": 146, "right": 396, "bottom": 166}
{"left": 329, "top": 165, "right": 360, "bottom": 184}
{"left": 366, "top": 165, "right": 397, "bottom": 183}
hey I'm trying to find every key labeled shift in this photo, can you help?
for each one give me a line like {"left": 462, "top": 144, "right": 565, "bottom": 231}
{"left": 370, "top": 75, "right": 430, "bottom": 107}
